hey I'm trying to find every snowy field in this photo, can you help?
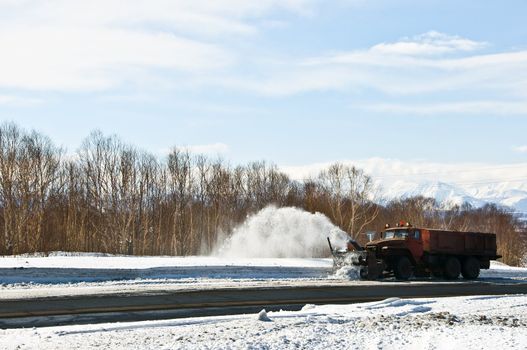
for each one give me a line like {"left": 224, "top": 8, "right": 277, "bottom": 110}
{"left": 1, "top": 294, "right": 526, "bottom": 349}
{"left": 1, "top": 253, "right": 527, "bottom": 289}
{"left": 0, "top": 253, "right": 332, "bottom": 285}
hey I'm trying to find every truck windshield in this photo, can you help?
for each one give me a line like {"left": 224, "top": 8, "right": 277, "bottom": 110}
{"left": 383, "top": 230, "right": 409, "bottom": 239}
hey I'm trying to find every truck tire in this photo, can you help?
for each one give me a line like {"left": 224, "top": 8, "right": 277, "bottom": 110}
{"left": 443, "top": 257, "right": 461, "bottom": 280}
{"left": 462, "top": 257, "right": 480, "bottom": 279}
{"left": 394, "top": 256, "right": 412, "bottom": 280}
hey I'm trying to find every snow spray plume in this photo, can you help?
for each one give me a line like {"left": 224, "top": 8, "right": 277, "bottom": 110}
{"left": 214, "top": 206, "right": 349, "bottom": 258}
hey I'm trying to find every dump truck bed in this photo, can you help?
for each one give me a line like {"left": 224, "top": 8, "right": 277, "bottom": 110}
{"left": 424, "top": 229, "right": 498, "bottom": 257}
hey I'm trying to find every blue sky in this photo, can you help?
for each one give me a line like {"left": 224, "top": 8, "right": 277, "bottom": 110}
{"left": 1, "top": 0, "right": 527, "bottom": 169}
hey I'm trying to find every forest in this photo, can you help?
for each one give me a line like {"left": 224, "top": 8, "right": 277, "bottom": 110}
{"left": 0, "top": 122, "right": 525, "bottom": 265}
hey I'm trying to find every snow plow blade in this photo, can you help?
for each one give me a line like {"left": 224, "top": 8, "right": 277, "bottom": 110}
{"left": 327, "top": 237, "right": 380, "bottom": 280}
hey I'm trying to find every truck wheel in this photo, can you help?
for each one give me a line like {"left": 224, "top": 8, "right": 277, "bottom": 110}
{"left": 462, "top": 257, "right": 480, "bottom": 279}
{"left": 443, "top": 257, "right": 461, "bottom": 280}
{"left": 394, "top": 256, "right": 413, "bottom": 280}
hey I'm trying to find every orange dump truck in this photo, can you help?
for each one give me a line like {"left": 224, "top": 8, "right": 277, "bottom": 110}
{"left": 329, "top": 223, "right": 501, "bottom": 280}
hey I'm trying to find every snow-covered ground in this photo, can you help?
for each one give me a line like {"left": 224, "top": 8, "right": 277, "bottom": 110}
{"left": 1, "top": 253, "right": 526, "bottom": 290}
{"left": 480, "top": 261, "right": 527, "bottom": 280}
{"left": 0, "top": 254, "right": 332, "bottom": 287}
{"left": 1, "top": 253, "right": 526, "bottom": 302}
{"left": 1, "top": 254, "right": 527, "bottom": 349}
{"left": 0, "top": 253, "right": 331, "bottom": 269}
{"left": 1, "top": 294, "right": 526, "bottom": 349}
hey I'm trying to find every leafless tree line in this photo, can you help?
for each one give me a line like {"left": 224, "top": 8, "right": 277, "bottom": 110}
{"left": 0, "top": 123, "right": 298, "bottom": 257}
{"left": 0, "top": 122, "right": 525, "bottom": 265}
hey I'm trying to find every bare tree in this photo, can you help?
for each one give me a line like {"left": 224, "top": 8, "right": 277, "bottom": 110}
{"left": 318, "top": 163, "right": 380, "bottom": 239}
{"left": 0, "top": 123, "right": 63, "bottom": 254}
{"left": 20, "top": 131, "right": 63, "bottom": 251}
{"left": 0, "top": 123, "right": 23, "bottom": 254}
{"left": 167, "top": 149, "right": 193, "bottom": 255}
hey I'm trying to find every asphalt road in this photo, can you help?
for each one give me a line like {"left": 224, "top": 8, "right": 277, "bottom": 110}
{"left": 1, "top": 280, "right": 527, "bottom": 328}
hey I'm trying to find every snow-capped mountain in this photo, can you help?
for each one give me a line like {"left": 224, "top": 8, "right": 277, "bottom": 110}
{"left": 382, "top": 180, "right": 527, "bottom": 214}
{"left": 282, "top": 158, "right": 527, "bottom": 215}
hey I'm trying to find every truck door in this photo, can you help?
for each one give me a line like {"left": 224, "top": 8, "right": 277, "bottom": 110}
{"left": 406, "top": 229, "right": 424, "bottom": 261}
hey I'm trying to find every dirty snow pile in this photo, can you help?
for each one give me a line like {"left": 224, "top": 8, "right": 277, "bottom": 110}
{"left": 2, "top": 295, "right": 526, "bottom": 349}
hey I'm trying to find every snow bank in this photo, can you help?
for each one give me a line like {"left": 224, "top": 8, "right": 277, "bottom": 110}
{"left": 215, "top": 206, "right": 349, "bottom": 258}
{"left": 0, "top": 254, "right": 332, "bottom": 269}
{"left": 1, "top": 295, "right": 526, "bottom": 349}
{"left": 480, "top": 261, "right": 527, "bottom": 279}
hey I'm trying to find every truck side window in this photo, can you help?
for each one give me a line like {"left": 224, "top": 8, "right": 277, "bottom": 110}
{"left": 414, "top": 230, "right": 421, "bottom": 239}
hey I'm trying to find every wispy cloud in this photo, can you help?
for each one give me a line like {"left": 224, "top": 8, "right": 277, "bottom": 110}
{"left": 513, "top": 145, "right": 527, "bottom": 153}
{"left": 370, "top": 31, "right": 487, "bottom": 56}
{"left": 280, "top": 158, "right": 527, "bottom": 192}
{"left": 0, "top": 0, "right": 316, "bottom": 92}
{"left": 0, "top": 27, "right": 232, "bottom": 91}
{"left": 216, "top": 31, "right": 527, "bottom": 116}
{"left": 1, "top": 1, "right": 527, "bottom": 119}
{"left": 0, "top": 1, "right": 317, "bottom": 38}
{"left": 360, "top": 101, "right": 527, "bottom": 115}
{"left": 0, "top": 95, "right": 42, "bottom": 106}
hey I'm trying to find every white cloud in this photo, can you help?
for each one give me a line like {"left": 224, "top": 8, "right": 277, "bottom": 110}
{"left": 513, "top": 146, "right": 527, "bottom": 153}
{"left": 371, "top": 31, "right": 487, "bottom": 56}
{"left": 0, "top": 0, "right": 316, "bottom": 92}
{"left": 221, "top": 31, "right": 527, "bottom": 106}
{"left": 361, "top": 101, "right": 527, "bottom": 115}
{"left": 1, "top": 1, "right": 526, "bottom": 117}
{"left": 0, "top": 94, "right": 42, "bottom": 106}
{"left": 280, "top": 158, "right": 527, "bottom": 193}
{"left": 0, "top": 1, "right": 316, "bottom": 37}
{"left": 0, "top": 27, "right": 232, "bottom": 91}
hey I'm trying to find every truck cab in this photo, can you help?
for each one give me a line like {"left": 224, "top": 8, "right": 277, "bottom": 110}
{"left": 367, "top": 227, "right": 424, "bottom": 264}
{"left": 363, "top": 225, "right": 423, "bottom": 279}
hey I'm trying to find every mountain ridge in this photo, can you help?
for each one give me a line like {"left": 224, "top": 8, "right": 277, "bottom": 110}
{"left": 382, "top": 179, "right": 527, "bottom": 214}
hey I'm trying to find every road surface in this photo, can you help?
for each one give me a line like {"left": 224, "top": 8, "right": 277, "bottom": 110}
{"left": 1, "top": 279, "right": 526, "bottom": 328}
